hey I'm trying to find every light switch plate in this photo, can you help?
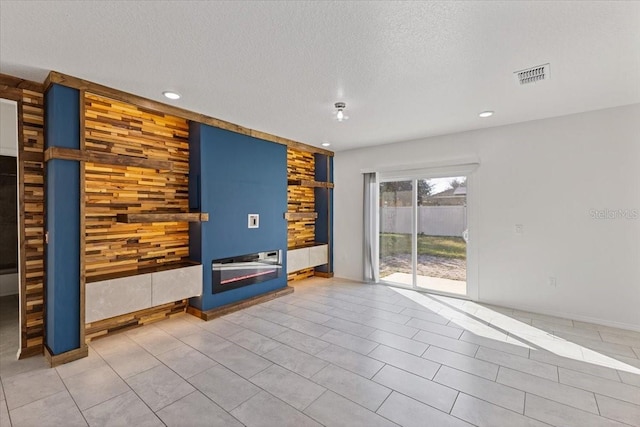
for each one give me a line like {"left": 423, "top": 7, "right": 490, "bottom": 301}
{"left": 248, "top": 214, "right": 259, "bottom": 228}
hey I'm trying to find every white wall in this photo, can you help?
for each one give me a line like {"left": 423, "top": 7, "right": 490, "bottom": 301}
{"left": 0, "top": 99, "right": 19, "bottom": 157}
{"left": 334, "top": 104, "right": 640, "bottom": 330}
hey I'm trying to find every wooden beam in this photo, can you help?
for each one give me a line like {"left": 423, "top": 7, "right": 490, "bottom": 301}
{"left": 288, "top": 179, "right": 334, "bottom": 189}
{"left": 0, "top": 86, "right": 22, "bottom": 101}
{"left": 0, "top": 73, "right": 44, "bottom": 92}
{"left": 186, "top": 286, "right": 294, "bottom": 321}
{"left": 46, "top": 71, "right": 333, "bottom": 156}
{"left": 116, "top": 212, "right": 209, "bottom": 223}
{"left": 44, "top": 147, "right": 175, "bottom": 170}
{"left": 284, "top": 212, "right": 318, "bottom": 221}
{"left": 19, "top": 151, "right": 44, "bottom": 162}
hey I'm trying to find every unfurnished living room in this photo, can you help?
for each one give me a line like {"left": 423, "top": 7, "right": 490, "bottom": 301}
{"left": 0, "top": 1, "right": 639, "bottom": 426}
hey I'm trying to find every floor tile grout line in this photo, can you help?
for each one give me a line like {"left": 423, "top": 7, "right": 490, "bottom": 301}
{"left": 86, "top": 347, "right": 167, "bottom": 423}
{"left": 592, "top": 392, "right": 640, "bottom": 426}
{"left": 448, "top": 390, "right": 461, "bottom": 415}
{"left": 432, "top": 366, "right": 536, "bottom": 414}
{"left": 495, "top": 369, "right": 615, "bottom": 415}
{"left": 527, "top": 391, "right": 640, "bottom": 426}
{"left": 555, "top": 371, "right": 640, "bottom": 408}
{"left": 54, "top": 368, "right": 92, "bottom": 427}
{"left": 236, "top": 384, "right": 324, "bottom": 424}
{"left": 307, "top": 364, "right": 399, "bottom": 423}
{"left": 461, "top": 391, "right": 555, "bottom": 427}
{"left": 557, "top": 363, "right": 638, "bottom": 386}
{"left": 299, "top": 388, "right": 328, "bottom": 415}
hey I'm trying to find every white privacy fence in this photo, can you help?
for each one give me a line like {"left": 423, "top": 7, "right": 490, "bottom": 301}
{"left": 380, "top": 206, "right": 467, "bottom": 237}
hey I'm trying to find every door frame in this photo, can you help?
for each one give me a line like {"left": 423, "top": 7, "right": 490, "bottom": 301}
{"left": 377, "top": 163, "right": 479, "bottom": 301}
{"left": 0, "top": 96, "right": 23, "bottom": 355}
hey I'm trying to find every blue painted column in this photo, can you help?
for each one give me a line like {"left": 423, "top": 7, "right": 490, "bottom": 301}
{"left": 314, "top": 154, "right": 334, "bottom": 274}
{"left": 45, "top": 84, "right": 81, "bottom": 355}
{"left": 188, "top": 123, "right": 288, "bottom": 311}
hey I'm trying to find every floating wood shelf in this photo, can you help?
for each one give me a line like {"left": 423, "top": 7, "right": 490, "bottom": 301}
{"left": 287, "top": 179, "right": 334, "bottom": 189}
{"left": 284, "top": 212, "right": 318, "bottom": 221}
{"left": 44, "top": 146, "right": 180, "bottom": 171}
{"left": 86, "top": 260, "right": 201, "bottom": 283}
{"left": 116, "top": 212, "right": 209, "bottom": 223}
{"left": 287, "top": 241, "right": 327, "bottom": 251}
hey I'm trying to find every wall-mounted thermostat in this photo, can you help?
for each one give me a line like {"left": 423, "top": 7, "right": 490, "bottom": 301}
{"left": 248, "top": 214, "right": 259, "bottom": 228}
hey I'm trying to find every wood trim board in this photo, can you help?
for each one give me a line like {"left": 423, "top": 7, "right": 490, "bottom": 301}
{"left": 288, "top": 179, "right": 334, "bottom": 189}
{"left": 44, "top": 146, "right": 175, "bottom": 170}
{"left": 44, "top": 344, "right": 89, "bottom": 367}
{"left": 116, "top": 212, "right": 208, "bottom": 223}
{"left": 46, "top": 71, "right": 333, "bottom": 156}
{"left": 186, "top": 286, "right": 294, "bottom": 321}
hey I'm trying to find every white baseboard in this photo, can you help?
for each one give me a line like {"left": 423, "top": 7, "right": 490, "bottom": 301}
{"left": 334, "top": 275, "right": 640, "bottom": 333}
{"left": 476, "top": 299, "right": 640, "bottom": 333}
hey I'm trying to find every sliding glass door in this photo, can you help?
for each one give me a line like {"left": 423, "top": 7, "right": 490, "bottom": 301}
{"left": 379, "top": 179, "right": 415, "bottom": 287}
{"left": 379, "top": 175, "right": 468, "bottom": 296}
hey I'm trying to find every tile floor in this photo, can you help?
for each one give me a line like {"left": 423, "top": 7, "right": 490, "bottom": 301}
{"left": 1, "top": 278, "right": 640, "bottom": 426}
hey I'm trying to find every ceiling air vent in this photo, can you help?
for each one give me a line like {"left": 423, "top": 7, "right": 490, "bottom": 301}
{"left": 514, "top": 63, "right": 550, "bottom": 85}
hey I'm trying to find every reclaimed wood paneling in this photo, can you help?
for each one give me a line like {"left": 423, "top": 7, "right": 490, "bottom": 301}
{"left": 287, "top": 148, "right": 316, "bottom": 251}
{"left": 1, "top": 76, "right": 46, "bottom": 357}
{"left": 287, "top": 149, "right": 315, "bottom": 181}
{"left": 284, "top": 212, "right": 318, "bottom": 221}
{"left": 84, "top": 93, "right": 191, "bottom": 279}
{"left": 287, "top": 267, "right": 315, "bottom": 282}
{"left": 20, "top": 89, "right": 45, "bottom": 354}
{"left": 85, "top": 299, "right": 188, "bottom": 342}
{"left": 287, "top": 148, "right": 317, "bottom": 281}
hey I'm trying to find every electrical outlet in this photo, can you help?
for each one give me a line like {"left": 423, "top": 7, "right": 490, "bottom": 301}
{"left": 515, "top": 224, "right": 524, "bottom": 234}
{"left": 248, "top": 214, "right": 259, "bottom": 228}
{"left": 548, "top": 276, "right": 557, "bottom": 287}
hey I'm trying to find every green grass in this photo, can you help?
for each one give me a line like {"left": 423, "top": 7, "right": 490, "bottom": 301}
{"left": 380, "top": 233, "right": 466, "bottom": 259}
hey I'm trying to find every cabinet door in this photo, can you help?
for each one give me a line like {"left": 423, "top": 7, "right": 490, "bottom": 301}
{"left": 287, "top": 248, "right": 310, "bottom": 273}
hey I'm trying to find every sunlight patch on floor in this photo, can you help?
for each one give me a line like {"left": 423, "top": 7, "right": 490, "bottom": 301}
{"left": 389, "top": 286, "right": 640, "bottom": 375}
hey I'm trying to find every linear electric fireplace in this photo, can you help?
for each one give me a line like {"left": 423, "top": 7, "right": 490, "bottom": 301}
{"left": 212, "top": 250, "right": 282, "bottom": 294}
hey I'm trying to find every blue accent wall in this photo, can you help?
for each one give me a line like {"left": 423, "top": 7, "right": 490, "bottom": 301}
{"left": 189, "top": 123, "right": 288, "bottom": 310}
{"left": 45, "top": 84, "right": 81, "bottom": 354}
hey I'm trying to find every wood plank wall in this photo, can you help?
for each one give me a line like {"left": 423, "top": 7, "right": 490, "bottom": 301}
{"left": 86, "top": 299, "right": 187, "bottom": 341}
{"left": 287, "top": 148, "right": 316, "bottom": 281}
{"left": 20, "top": 90, "right": 46, "bottom": 353}
{"left": 84, "top": 93, "right": 191, "bottom": 280}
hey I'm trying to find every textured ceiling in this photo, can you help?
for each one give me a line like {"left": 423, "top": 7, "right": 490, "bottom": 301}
{"left": 1, "top": 1, "right": 639, "bottom": 151}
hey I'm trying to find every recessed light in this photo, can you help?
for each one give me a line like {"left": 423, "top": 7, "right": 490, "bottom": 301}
{"left": 321, "top": 142, "right": 331, "bottom": 147}
{"left": 163, "top": 91, "right": 181, "bottom": 100}
{"left": 479, "top": 111, "right": 494, "bottom": 118}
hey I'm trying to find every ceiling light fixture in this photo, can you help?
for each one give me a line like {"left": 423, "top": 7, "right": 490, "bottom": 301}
{"left": 162, "top": 91, "right": 181, "bottom": 100}
{"left": 478, "top": 111, "right": 494, "bottom": 118}
{"left": 321, "top": 142, "right": 331, "bottom": 147}
{"left": 334, "top": 102, "right": 349, "bottom": 122}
